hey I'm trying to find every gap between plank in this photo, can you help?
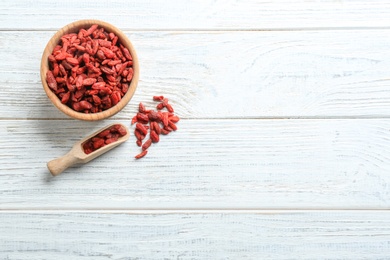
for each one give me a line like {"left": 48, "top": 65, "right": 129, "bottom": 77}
{"left": 1, "top": 116, "right": 390, "bottom": 121}
{"left": 0, "top": 208, "right": 389, "bottom": 212}
{"left": 2, "top": 27, "right": 390, "bottom": 32}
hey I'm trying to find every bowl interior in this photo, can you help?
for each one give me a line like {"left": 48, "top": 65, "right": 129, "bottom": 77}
{"left": 40, "top": 20, "right": 139, "bottom": 121}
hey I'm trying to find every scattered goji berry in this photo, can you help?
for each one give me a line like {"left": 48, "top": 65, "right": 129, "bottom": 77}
{"left": 135, "top": 150, "right": 147, "bottom": 159}
{"left": 131, "top": 96, "right": 179, "bottom": 159}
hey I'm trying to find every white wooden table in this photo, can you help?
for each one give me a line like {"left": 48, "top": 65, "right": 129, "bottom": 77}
{"left": 1, "top": 1, "right": 390, "bottom": 259}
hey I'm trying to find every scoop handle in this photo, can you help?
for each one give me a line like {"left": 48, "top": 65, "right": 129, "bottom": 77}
{"left": 47, "top": 152, "right": 80, "bottom": 176}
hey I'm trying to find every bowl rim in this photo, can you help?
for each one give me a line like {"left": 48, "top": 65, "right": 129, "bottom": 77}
{"left": 40, "top": 19, "right": 139, "bottom": 121}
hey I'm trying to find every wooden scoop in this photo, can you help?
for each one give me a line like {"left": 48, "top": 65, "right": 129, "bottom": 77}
{"left": 47, "top": 123, "right": 130, "bottom": 176}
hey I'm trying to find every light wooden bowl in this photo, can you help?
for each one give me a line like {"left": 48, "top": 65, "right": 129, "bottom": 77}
{"left": 40, "top": 20, "right": 139, "bottom": 121}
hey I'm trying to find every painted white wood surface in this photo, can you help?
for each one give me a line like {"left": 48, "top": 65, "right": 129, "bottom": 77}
{"left": 1, "top": 30, "right": 390, "bottom": 119}
{"left": 1, "top": 211, "right": 389, "bottom": 259}
{"left": 1, "top": 0, "right": 390, "bottom": 258}
{"left": 1, "top": 0, "right": 390, "bottom": 30}
{"left": 1, "top": 119, "right": 390, "bottom": 209}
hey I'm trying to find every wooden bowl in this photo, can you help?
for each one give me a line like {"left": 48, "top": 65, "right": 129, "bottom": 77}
{"left": 40, "top": 20, "right": 139, "bottom": 121}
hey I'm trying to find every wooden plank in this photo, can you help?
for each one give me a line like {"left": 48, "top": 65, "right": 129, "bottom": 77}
{"left": 1, "top": 0, "right": 390, "bottom": 30}
{"left": 0, "top": 211, "right": 389, "bottom": 259}
{"left": 1, "top": 119, "right": 390, "bottom": 209}
{"left": 1, "top": 30, "right": 390, "bottom": 119}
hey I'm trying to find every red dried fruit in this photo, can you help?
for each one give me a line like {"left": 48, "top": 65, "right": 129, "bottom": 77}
{"left": 61, "top": 92, "right": 70, "bottom": 104}
{"left": 134, "top": 129, "right": 145, "bottom": 141}
{"left": 82, "top": 124, "right": 127, "bottom": 154}
{"left": 126, "top": 68, "right": 134, "bottom": 81}
{"left": 101, "top": 47, "right": 115, "bottom": 59}
{"left": 98, "top": 129, "right": 111, "bottom": 138}
{"left": 153, "top": 96, "right": 164, "bottom": 101}
{"left": 164, "top": 126, "right": 173, "bottom": 132}
{"left": 55, "top": 52, "right": 67, "bottom": 61}
{"left": 131, "top": 115, "right": 138, "bottom": 125}
{"left": 92, "top": 95, "right": 101, "bottom": 105}
{"left": 108, "top": 59, "right": 121, "bottom": 66}
{"left": 156, "top": 103, "right": 165, "bottom": 110}
{"left": 135, "top": 150, "right": 147, "bottom": 159}
{"left": 96, "top": 50, "right": 106, "bottom": 60}
{"left": 52, "top": 63, "right": 59, "bottom": 77}
{"left": 92, "top": 82, "right": 106, "bottom": 89}
{"left": 46, "top": 71, "right": 58, "bottom": 91}
{"left": 150, "top": 130, "right": 159, "bottom": 143}
{"left": 168, "top": 121, "right": 177, "bottom": 131}
{"left": 166, "top": 104, "right": 174, "bottom": 113}
{"left": 93, "top": 138, "right": 105, "bottom": 149}
{"left": 116, "top": 125, "right": 127, "bottom": 136}
{"left": 66, "top": 57, "right": 79, "bottom": 66}
{"left": 160, "top": 129, "right": 170, "bottom": 135}
{"left": 169, "top": 115, "right": 180, "bottom": 123}
{"left": 162, "top": 112, "right": 169, "bottom": 127}
{"left": 85, "top": 24, "right": 99, "bottom": 36}
{"left": 121, "top": 45, "right": 133, "bottom": 61}
{"left": 132, "top": 96, "right": 179, "bottom": 159}
{"left": 105, "top": 138, "right": 117, "bottom": 144}
{"left": 139, "top": 102, "right": 145, "bottom": 113}
{"left": 136, "top": 123, "right": 148, "bottom": 136}
{"left": 46, "top": 24, "right": 134, "bottom": 114}
{"left": 100, "top": 66, "right": 115, "bottom": 75}
{"left": 110, "top": 91, "right": 121, "bottom": 106}
{"left": 82, "top": 78, "right": 97, "bottom": 86}
{"left": 148, "top": 110, "right": 159, "bottom": 121}
{"left": 137, "top": 113, "right": 149, "bottom": 123}
{"left": 153, "top": 122, "right": 161, "bottom": 135}
{"left": 142, "top": 139, "right": 152, "bottom": 151}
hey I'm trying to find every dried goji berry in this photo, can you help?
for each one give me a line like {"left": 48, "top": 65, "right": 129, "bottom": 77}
{"left": 162, "top": 113, "right": 169, "bottom": 127}
{"left": 93, "top": 138, "right": 105, "bottom": 149}
{"left": 150, "top": 130, "right": 159, "bottom": 143}
{"left": 142, "top": 139, "right": 152, "bottom": 151}
{"left": 166, "top": 104, "right": 174, "bottom": 113}
{"left": 46, "top": 24, "right": 134, "bottom": 114}
{"left": 82, "top": 124, "right": 127, "bottom": 154}
{"left": 46, "top": 71, "right": 58, "bottom": 91}
{"left": 98, "top": 129, "right": 111, "bottom": 138}
{"left": 139, "top": 102, "right": 145, "bottom": 113}
{"left": 61, "top": 92, "right": 70, "bottom": 104}
{"left": 135, "top": 150, "right": 147, "bottom": 159}
{"left": 148, "top": 111, "right": 159, "bottom": 121}
{"left": 156, "top": 103, "right": 165, "bottom": 110}
{"left": 134, "top": 129, "right": 145, "bottom": 141}
{"left": 136, "top": 123, "right": 148, "bottom": 135}
{"left": 137, "top": 113, "right": 149, "bottom": 123}
{"left": 160, "top": 129, "right": 170, "bottom": 135}
{"left": 169, "top": 115, "right": 180, "bottom": 123}
{"left": 131, "top": 96, "right": 180, "bottom": 159}
{"left": 153, "top": 122, "right": 161, "bottom": 135}
{"left": 131, "top": 115, "right": 138, "bottom": 125}
{"left": 66, "top": 57, "right": 79, "bottom": 65}
{"left": 153, "top": 96, "right": 164, "bottom": 101}
{"left": 82, "top": 78, "right": 96, "bottom": 86}
{"left": 168, "top": 121, "right": 177, "bottom": 131}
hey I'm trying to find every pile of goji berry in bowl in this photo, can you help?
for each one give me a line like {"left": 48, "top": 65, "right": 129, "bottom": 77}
{"left": 40, "top": 20, "right": 139, "bottom": 121}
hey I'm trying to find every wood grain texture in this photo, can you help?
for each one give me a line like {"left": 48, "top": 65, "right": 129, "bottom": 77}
{"left": 1, "top": 30, "right": 390, "bottom": 119}
{"left": 1, "top": 0, "right": 390, "bottom": 30}
{"left": 1, "top": 119, "right": 389, "bottom": 209}
{"left": 2, "top": 1, "right": 390, "bottom": 257}
{"left": 0, "top": 211, "right": 389, "bottom": 259}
